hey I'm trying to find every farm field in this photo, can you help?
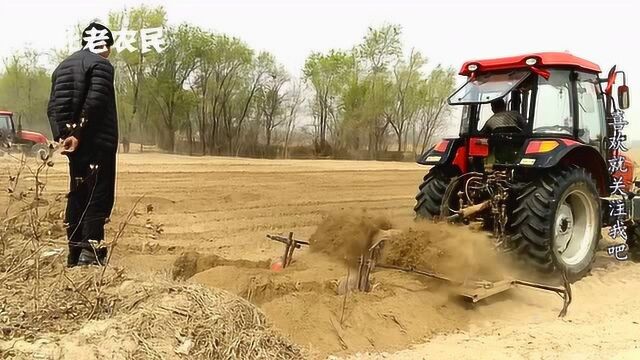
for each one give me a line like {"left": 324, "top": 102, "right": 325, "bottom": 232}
{"left": 2, "top": 152, "right": 640, "bottom": 359}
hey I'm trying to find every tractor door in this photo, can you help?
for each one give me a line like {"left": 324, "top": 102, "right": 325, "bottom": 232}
{"left": 575, "top": 72, "right": 606, "bottom": 155}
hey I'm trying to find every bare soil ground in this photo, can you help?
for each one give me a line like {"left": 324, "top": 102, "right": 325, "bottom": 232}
{"left": 3, "top": 152, "right": 640, "bottom": 359}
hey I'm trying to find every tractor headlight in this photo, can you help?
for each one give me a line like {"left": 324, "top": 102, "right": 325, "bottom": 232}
{"left": 467, "top": 64, "right": 478, "bottom": 72}
{"left": 525, "top": 57, "right": 538, "bottom": 66}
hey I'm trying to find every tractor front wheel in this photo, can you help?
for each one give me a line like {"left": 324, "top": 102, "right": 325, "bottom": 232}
{"left": 414, "top": 168, "right": 453, "bottom": 219}
{"left": 511, "top": 166, "right": 601, "bottom": 281}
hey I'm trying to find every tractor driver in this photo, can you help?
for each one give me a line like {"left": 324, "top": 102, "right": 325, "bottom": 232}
{"left": 480, "top": 98, "right": 526, "bottom": 134}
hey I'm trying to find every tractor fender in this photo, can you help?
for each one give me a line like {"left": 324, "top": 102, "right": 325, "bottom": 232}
{"left": 518, "top": 139, "right": 609, "bottom": 195}
{"left": 417, "top": 138, "right": 467, "bottom": 173}
{"left": 18, "top": 130, "right": 48, "bottom": 145}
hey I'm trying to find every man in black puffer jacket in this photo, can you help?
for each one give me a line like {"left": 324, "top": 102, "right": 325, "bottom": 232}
{"left": 47, "top": 22, "right": 118, "bottom": 267}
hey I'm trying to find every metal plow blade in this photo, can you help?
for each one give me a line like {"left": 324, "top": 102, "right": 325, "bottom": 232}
{"left": 266, "top": 232, "right": 573, "bottom": 317}
{"left": 376, "top": 263, "right": 572, "bottom": 318}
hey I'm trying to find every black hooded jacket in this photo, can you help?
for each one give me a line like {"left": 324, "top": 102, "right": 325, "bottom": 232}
{"left": 47, "top": 49, "right": 118, "bottom": 152}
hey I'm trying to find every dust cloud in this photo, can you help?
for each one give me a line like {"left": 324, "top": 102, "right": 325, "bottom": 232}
{"left": 309, "top": 211, "right": 509, "bottom": 282}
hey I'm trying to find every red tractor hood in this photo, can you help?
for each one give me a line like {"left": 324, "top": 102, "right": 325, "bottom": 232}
{"left": 18, "top": 130, "right": 48, "bottom": 144}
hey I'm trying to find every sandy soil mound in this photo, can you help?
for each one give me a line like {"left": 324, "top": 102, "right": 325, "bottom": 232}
{"left": 308, "top": 210, "right": 392, "bottom": 266}
{"left": 172, "top": 251, "right": 270, "bottom": 280}
{"left": 1, "top": 275, "right": 304, "bottom": 360}
{"left": 188, "top": 250, "right": 472, "bottom": 358}
{"left": 171, "top": 212, "right": 521, "bottom": 357}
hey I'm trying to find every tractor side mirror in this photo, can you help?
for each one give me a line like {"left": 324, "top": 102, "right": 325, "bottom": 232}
{"left": 619, "top": 85, "right": 630, "bottom": 110}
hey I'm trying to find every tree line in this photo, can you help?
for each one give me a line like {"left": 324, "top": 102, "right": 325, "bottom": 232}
{"left": 0, "top": 6, "right": 456, "bottom": 159}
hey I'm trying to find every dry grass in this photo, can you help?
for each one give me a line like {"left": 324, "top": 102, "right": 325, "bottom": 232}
{"left": 106, "top": 280, "right": 304, "bottom": 359}
{"left": 0, "top": 146, "right": 305, "bottom": 359}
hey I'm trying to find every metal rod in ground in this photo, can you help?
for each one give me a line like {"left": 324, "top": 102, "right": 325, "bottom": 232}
{"left": 356, "top": 241, "right": 383, "bottom": 292}
{"left": 282, "top": 238, "right": 291, "bottom": 268}
{"left": 360, "top": 258, "right": 370, "bottom": 291}
{"left": 286, "top": 232, "right": 296, "bottom": 267}
{"left": 512, "top": 280, "right": 567, "bottom": 294}
{"left": 357, "top": 255, "right": 366, "bottom": 291}
{"left": 375, "top": 263, "right": 459, "bottom": 285}
{"left": 363, "top": 257, "right": 376, "bottom": 292}
{"left": 559, "top": 269, "right": 572, "bottom": 317}
{"left": 266, "top": 234, "right": 309, "bottom": 247}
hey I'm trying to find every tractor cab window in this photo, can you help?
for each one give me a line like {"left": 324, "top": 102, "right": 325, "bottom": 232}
{"left": 450, "top": 70, "right": 530, "bottom": 104}
{"left": 476, "top": 85, "right": 533, "bottom": 133}
{"left": 0, "top": 116, "right": 11, "bottom": 130}
{"left": 533, "top": 70, "right": 573, "bottom": 135}
{"left": 576, "top": 74, "right": 604, "bottom": 147}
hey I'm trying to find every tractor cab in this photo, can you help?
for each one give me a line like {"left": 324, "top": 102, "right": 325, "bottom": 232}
{"left": 420, "top": 52, "right": 630, "bottom": 177}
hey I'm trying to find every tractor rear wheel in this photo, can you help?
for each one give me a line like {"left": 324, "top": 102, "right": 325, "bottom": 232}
{"left": 414, "top": 168, "right": 452, "bottom": 219}
{"left": 511, "top": 166, "right": 601, "bottom": 281}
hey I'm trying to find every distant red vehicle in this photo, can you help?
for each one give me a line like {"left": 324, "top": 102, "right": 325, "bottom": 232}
{"left": 0, "top": 110, "right": 49, "bottom": 157}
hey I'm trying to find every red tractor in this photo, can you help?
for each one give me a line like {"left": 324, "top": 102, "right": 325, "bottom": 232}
{"left": 0, "top": 111, "right": 49, "bottom": 157}
{"left": 414, "top": 52, "right": 633, "bottom": 281}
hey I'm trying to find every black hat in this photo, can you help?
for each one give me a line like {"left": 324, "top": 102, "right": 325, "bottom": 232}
{"left": 81, "top": 22, "right": 114, "bottom": 49}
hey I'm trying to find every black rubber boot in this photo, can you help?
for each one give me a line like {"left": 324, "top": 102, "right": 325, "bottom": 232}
{"left": 77, "top": 248, "right": 108, "bottom": 266}
{"left": 67, "top": 246, "right": 82, "bottom": 268}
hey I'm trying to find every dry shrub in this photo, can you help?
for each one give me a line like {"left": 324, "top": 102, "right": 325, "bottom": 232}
{"left": 112, "top": 280, "right": 304, "bottom": 359}
{"left": 0, "top": 150, "right": 133, "bottom": 347}
{"left": 0, "top": 264, "right": 125, "bottom": 340}
{"left": 2, "top": 276, "right": 305, "bottom": 359}
{"left": 0, "top": 150, "right": 304, "bottom": 359}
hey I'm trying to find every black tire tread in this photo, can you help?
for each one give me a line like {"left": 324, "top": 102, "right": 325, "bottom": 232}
{"left": 510, "top": 165, "right": 600, "bottom": 280}
{"left": 414, "top": 168, "right": 451, "bottom": 219}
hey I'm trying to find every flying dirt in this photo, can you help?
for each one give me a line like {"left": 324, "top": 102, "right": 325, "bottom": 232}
{"left": 171, "top": 209, "right": 572, "bottom": 357}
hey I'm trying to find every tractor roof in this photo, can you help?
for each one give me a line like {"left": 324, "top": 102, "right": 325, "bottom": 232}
{"left": 459, "top": 52, "right": 601, "bottom": 76}
{"left": 0, "top": 111, "right": 12, "bottom": 116}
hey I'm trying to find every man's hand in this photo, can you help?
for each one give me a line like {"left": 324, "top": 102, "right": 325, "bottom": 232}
{"left": 61, "top": 136, "right": 79, "bottom": 155}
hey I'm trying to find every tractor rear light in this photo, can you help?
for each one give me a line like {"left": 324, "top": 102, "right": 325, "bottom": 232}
{"left": 433, "top": 140, "right": 450, "bottom": 153}
{"left": 559, "top": 138, "right": 579, "bottom": 146}
{"left": 469, "top": 137, "right": 489, "bottom": 157}
{"left": 525, "top": 140, "right": 559, "bottom": 154}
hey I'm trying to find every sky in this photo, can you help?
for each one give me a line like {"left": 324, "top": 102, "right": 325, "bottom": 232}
{"left": 1, "top": 0, "right": 639, "bottom": 137}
